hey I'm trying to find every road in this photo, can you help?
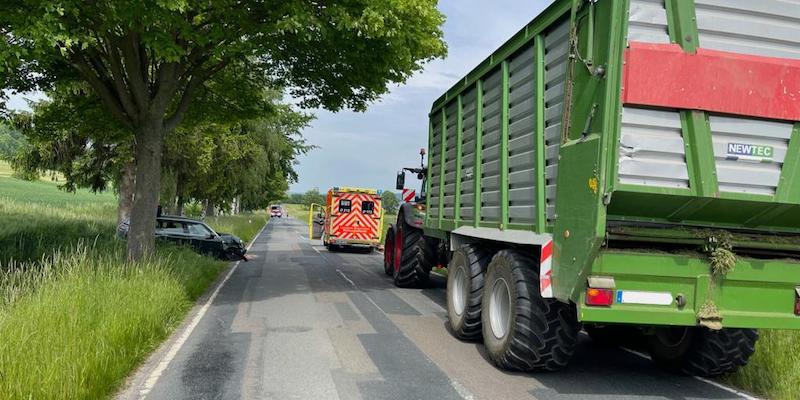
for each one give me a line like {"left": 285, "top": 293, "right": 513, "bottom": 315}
{"left": 118, "top": 217, "right": 754, "bottom": 400}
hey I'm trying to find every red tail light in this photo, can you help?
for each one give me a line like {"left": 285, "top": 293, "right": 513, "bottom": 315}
{"left": 586, "top": 288, "right": 614, "bottom": 307}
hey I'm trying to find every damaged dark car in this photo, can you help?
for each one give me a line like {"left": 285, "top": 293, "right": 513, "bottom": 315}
{"left": 119, "top": 215, "right": 247, "bottom": 261}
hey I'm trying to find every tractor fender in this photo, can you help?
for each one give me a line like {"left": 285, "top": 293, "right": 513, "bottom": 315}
{"left": 398, "top": 202, "right": 425, "bottom": 229}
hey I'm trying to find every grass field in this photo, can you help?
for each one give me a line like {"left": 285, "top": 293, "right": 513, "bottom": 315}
{"left": 0, "top": 167, "right": 264, "bottom": 399}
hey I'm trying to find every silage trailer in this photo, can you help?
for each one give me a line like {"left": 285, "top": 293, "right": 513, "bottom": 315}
{"left": 383, "top": 0, "right": 800, "bottom": 376}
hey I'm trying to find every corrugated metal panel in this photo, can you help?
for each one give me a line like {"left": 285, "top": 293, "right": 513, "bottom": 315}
{"left": 428, "top": 113, "right": 442, "bottom": 219}
{"left": 481, "top": 68, "right": 503, "bottom": 222}
{"left": 508, "top": 44, "right": 537, "bottom": 225}
{"left": 695, "top": 0, "right": 800, "bottom": 60}
{"left": 710, "top": 115, "right": 792, "bottom": 196}
{"left": 443, "top": 101, "right": 458, "bottom": 219}
{"left": 460, "top": 88, "right": 478, "bottom": 222}
{"left": 628, "top": 0, "right": 671, "bottom": 44}
{"left": 619, "top": 1, "right": 690, "bottom": 189}
{"left": 618, "top": 107, "right": 690, "bottom": 188}
{"left": 544, "top": 18, "right": 569, "bottom": 223}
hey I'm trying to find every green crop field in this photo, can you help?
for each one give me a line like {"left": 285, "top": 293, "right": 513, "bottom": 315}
{"left": 0, "top": 167, "right": 264, "bottom": 399}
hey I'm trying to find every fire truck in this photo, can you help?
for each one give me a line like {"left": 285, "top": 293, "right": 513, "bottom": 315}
{"left": 322, "top": 187, "right": 383, "bottom": 251}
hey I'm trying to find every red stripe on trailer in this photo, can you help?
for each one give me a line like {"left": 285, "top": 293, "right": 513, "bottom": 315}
{"left": 402, "top": 189, "right": 416, "bottom": 203}
{"left": 622, "top": 42, "right": 800, "bottom": 122}
{"left": 539, "top": 240, "right": 554, "bottom": 298}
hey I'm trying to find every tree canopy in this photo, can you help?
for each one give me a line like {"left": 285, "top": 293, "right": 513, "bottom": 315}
{"left": 1, "top": 0, "right": 447, "bottom": 260}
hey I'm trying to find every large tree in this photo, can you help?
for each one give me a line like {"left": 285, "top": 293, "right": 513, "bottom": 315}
{"left": 1, "top": 0, "right": 446, "bottom": 260}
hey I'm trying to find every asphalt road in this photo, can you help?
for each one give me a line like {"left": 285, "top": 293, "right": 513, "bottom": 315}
{"left": 118, "top": 217, "right": 755, "bottom": 400}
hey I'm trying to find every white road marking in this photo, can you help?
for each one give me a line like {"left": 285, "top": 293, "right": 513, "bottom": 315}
{"left": 138, "top": 222, "right": 269, "bottom": 399}
{"left": 450, "top": 379, "right": 475, "bottom": 400}
{"left": 618, "top": 347, "right": 760, "bottom": 399}
{"left": 336, "top": 269, "right": 356, "bottom": 288}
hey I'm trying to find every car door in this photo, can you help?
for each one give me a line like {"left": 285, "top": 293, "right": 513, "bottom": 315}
{"left": 184, "top": 222, "right": 222, "bottom": 257}
{"left": 156, "top": 219, "right": 187, "bottom": 245}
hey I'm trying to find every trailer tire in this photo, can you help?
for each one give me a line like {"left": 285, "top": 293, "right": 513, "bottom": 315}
{"left": 383, "top": 226, "right": 396, "bottom": 276}
{"left": 393, "top": 221, "right": 434, "bottom": 288}
{"left": 447, "top": 245, "right": 492, "bottom": 340}
{"left": 648, "top": 327, "right": 758, "bottom": 376}
{"left": 481, "top": 250, "right": 580, "bottom": 372}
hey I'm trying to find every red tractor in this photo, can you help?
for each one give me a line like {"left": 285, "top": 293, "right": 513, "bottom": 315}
{"left": 383, "top": 149, "right": 446, "bottom": 287}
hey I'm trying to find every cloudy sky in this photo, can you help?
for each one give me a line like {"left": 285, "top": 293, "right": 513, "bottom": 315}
{"left": 6, "top": 0, "right": 556, "bottom": 194}
{"left": 289, "top": 0, "right": 555, "bottom": 193}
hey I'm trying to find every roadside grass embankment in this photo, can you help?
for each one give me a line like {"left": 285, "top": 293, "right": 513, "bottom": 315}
{"left": 0, "top": 169, "right": 263, "bottom": 399}
{"left": 723, "top": 330, "right": 800, "bottom": 400}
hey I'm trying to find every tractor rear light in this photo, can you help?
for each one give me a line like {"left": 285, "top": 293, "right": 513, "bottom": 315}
{"left": 586, "top": 288, "right": 614, "bottom": 307}
{"left": 795, "top": 287, "right": 800, "bottom": 316}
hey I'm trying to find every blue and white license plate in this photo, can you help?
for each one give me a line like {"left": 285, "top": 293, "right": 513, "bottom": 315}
{"left": 616, "top": 290, "right": 673, "bottom": 306}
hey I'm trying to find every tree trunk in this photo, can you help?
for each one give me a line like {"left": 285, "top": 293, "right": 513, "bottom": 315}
{"left": 176, "top": 196, "right": 185, "bottom": 216}
{"left": 205, "top": 199, "right": 216, "bottom": 218}
{"left": 117, "top": 160, "right": 136, "bottom": 227}
{"left": 127, "top": 119, "right": 165, "bottom": 261}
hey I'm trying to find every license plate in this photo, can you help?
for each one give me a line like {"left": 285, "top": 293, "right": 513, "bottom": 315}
{"left": 616, "top": 290, "right": 673, "bottom": 306}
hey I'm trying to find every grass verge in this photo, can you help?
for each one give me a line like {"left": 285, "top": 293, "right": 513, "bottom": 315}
{"left": 0, "top": 173, "right": 263, "bottom": 399}
{"left": 722, "top": 330, "right": 800, "bottom": 400}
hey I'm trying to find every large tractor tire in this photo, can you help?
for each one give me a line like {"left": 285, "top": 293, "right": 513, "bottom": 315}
{"left": 647, "top": 326, "right": 758, "bottom": 376}
{"left": 481, "top": 250, "right": 580, "bottom": 372}
{"left": 447, "top": 244, "right": 492, "bottom": 340}
{"left": 393, "top": 219, "right": 434, "bottom": 288}
{"left": 383, "top": 225, "right": 396, "bottom": 276}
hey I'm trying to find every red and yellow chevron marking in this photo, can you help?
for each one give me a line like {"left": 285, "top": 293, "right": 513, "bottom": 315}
{"left": 328, "top": 192, "right": 382, "bottom": 242}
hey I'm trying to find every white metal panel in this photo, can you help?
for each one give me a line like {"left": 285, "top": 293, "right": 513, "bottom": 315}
{"left": 618, "top": 107, "right": 689, "bottom": 188}
{"left": 710, "top": 115, "right": 792, "bottom": 196}
{"left": 628, "top": 0, "right": 671, "bottom": 44}
{"left": 695, "top": 0, "right": 800, "bottom": 60}
{"left": 544, "top": 18, "right": 569, "bottom": 223}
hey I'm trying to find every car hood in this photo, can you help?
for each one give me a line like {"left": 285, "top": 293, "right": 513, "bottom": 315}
{"left": 218, "top": 232, "right": 244, "bottom": 247}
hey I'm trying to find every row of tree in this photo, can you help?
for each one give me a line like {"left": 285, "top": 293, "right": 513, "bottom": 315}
{"left": 9, "top": 87, "right": 313, "bottom": 224}
{"left": 1, "top": 0, "right": 447, "bottom": 261}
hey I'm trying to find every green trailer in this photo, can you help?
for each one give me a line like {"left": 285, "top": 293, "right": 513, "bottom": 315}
{"left": 384, "top": 0, "right": 800, "bottom": 375}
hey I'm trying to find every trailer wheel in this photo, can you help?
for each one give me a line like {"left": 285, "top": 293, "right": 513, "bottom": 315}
{"left": 393, "top": 221, "right": 434, "bottom": 288}
{"left": 383, "top": 226, "right": 396, "bottom": 276}
{"left": 648, "top": 326, "right": 758, "bottom": 376}
{"left": 447, "top": 244, "right": 492, "bottom": 340}
{"left": 481, "top": 250, "right": 580, "bottom": 372}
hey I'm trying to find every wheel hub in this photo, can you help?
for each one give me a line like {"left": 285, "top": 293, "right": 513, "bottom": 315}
{"left": 452, "top": 265, "right": 468, "bottom": 316}
{"left": 489, "top": 277, "right": 512, "bottom": 339}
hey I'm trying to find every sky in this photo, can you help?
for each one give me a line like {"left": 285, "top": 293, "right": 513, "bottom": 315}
{"left": 4, "top": 0, "right": 556, "bottom": 194}
{"left": 288, "top": 0, "right": 555, "bottom": 193}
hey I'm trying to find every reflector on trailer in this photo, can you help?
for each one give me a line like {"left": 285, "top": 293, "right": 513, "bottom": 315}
{"left": 586, "top": 288, "right": 614, "bottom": 307}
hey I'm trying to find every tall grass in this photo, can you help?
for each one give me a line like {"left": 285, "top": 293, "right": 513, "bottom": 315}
{"left": 723, "top": 330, "right": 800, "bottom": 400}
{"left": 0, "top": 174, "right": 260, "bottom": 399}
{"left": 0, "top": 244, "right": 224, "bottom": 399}
{"left": 207, "top": 213, "right": 267, "bottom": 243}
